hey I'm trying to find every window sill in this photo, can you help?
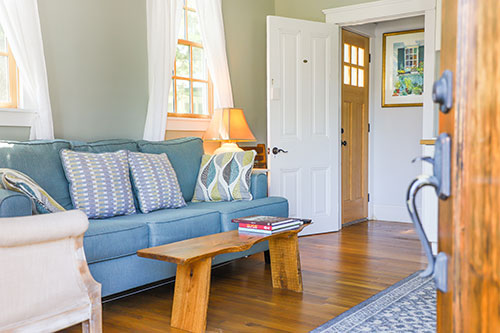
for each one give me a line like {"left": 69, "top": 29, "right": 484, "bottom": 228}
{"left": 0, "top": 109, "right": 36, "bottom": 127}
{"left": 166, "top": 116, "right": 211, "bottom": 132}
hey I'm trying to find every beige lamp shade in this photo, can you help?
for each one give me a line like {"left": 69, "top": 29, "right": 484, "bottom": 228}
{"left": 203, "top": 108, "right": 256, "bottom": 142}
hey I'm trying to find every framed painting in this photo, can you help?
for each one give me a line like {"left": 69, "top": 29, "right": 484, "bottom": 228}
{"left": 382, "top": 29, "right": 424, "bottom": 107}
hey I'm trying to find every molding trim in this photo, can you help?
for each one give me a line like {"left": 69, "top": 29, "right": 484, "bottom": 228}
{"left": 323, "top": 0, "right": 436, "bottom": 25}
{"left": 166, "top": 117, "right": 210, "bottom": 132}
{"left": 0, "top": 109, "right": 35, "bottom": 127}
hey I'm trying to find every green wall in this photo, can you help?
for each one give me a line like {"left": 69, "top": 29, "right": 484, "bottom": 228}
{"left": 1, "top": 0, "right": 379, "bottom": 142}
{"left": 39, "top": 0, "right": 148, "bottom": 141}
{"left": 223, "top": 0, "right": 275, "bottom": 144}
{"left": 0, "top": 126, "right": 30, "bottom": 141}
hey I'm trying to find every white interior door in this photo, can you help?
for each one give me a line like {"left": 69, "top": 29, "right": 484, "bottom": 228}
{"left": 267, "top": 16, "right": 341, "bottom": 235}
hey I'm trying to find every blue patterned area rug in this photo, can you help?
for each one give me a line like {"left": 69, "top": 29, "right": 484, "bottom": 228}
{"left": 311, "top": 271, "right": 436, "bottom": 333}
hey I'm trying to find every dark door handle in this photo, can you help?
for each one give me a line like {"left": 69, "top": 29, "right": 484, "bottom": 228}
{"left": 432, "top": 70, "right": 453, "bottom": 113}
{"left": 272, "top": 147, "right": 288, "bottom": 155}
{"left": 341, "top": 140, "right": 347, "bottom": 146}
{"left": 406, "top": 133, "right": 451, "bottom": 293}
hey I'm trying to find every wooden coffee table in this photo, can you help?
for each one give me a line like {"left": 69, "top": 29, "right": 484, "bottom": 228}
{"left": 137, "top": 223, "right": 309, "bottom": 333}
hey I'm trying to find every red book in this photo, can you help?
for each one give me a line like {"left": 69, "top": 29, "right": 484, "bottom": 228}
{"left": 232, "top": 215, "right": 296, "bottom": 226}
{"left": 238, "top": 223, "right": 272, "bottom": 230}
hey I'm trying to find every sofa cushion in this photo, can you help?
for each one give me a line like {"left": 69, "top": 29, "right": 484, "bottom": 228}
{"left": 187, "top": 197, "right": 289, "bottom": 232}
{"left": 193, "top": 151, "right": 256, "bottom": 202}
{"left": 71, "top": 139, "right": 139, "bottom": 153}
{"left": 140, "top": 207, "right": 221, "bottom": 246}
{"left": 128, "top": 152, "right": 186, "bottom": 213}
{"left": 1, "top": 168, "right": 66, "bottom": 214}
{"left": 84, "top": 217, "right": 149, "bottom": 264}
{"left": 138, "top": 137, "right": 204, "bottom": 202}
{"left": 250, "top": 172, "right": 268, "bottom": 199}
{"left": 0, "top": 189, "right": 32, "bottom": 217}
{"left": 0, "top": 140, "right": 73, "bottom": 209}
{"left": 61, "top": 149, "right": 136, "bottom": 219}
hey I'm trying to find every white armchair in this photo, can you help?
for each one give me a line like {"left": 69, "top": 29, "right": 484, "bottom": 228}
{"left": 0, "top": 210, "right": 102, "bottom": 332}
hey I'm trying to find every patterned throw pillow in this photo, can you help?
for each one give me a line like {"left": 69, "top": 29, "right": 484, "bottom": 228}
{"left": 128, "top": 152, "right": 186, "bottom": 213}
{"left": 193, "top": 150, "right": 256, "bottom": 202}
{"left": 60, "top": 149, "right": 136, "bottom": 219}
{"left": 0, "top": 168, "right": 66, "bottom": 214}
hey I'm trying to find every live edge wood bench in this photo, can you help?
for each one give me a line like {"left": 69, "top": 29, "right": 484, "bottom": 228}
{"left": 137, "top": 224, "right": 309, "bottom": 333}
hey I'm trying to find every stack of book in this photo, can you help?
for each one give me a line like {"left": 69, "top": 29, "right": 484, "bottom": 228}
{"left": 232, "top": 215, "right": 305, "bottom": 234}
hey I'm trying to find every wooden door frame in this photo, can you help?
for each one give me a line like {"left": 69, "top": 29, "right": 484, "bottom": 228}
{"left": 324, "top": 0, "right": 438, "bottom": 231}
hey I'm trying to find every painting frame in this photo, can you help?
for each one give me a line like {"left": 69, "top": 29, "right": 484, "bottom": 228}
{"left": 382, "top": 29, "right": 424, "bottom": 107}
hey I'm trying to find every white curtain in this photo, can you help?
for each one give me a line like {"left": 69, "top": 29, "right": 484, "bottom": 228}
{"left": 143, "top": 0, "right": 183, "bottom": 141}
{"left": 195, "top": 0, "right": 234, "bottom": 109}
{"left": 0, "top": 0, "right": 54, "bottom": 140}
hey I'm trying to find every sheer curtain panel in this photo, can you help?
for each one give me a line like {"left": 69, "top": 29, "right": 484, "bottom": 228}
{"left": 195, "top": 0, "right": 234, "bottom": 109}
{"left": 0, "top": 0, "right": 54, "bottom": 139}
{"left": 143, "top": 0, "right": 183, "bottom": 141}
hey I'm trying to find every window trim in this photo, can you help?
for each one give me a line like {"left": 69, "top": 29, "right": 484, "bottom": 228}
{"left": 0, "top": 44, "right": 19, "bottom": 109}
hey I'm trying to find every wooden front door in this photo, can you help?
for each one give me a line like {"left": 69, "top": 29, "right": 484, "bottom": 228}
{"left": 341, "top": 29, "right": 369, "bottom": 224}
{"left": 438, "top": 0, "right": 500, "bottom": 331}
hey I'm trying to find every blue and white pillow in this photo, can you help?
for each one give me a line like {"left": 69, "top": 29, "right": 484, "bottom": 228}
{"left": 60, "top": 149, "right": 136, "bottom": 219}
{"left": 0, "top": 168, "right": 66, "bottom": 214}
{"left": 128, "top": 152, "right": 186, "bottom": 213}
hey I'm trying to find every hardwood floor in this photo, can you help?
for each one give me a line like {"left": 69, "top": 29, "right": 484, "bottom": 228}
{"left": 62, "top": 221, "right": 426, "bottom": 332}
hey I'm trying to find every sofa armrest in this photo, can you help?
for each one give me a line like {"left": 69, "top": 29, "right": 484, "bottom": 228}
{"left": 0, "top": 189, "right": 32, "bottom": 218}
{"left": 0, "top": 210, "right": 88, "bottom": 247}
{"left": 0, "top": 210, "right": 101, "bottom": 331}
{"left": 250, "top": 172, "right": 268, "bottom": 199}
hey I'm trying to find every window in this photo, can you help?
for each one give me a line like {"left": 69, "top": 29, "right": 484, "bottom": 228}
{"left": 404, "top": 46, "right": 419, "bottom": 70}
{"left": 0, "top": 25, "right": 18, "bottom": 109}
{"left": 169, "top": 0, "right": 213, "bottom": 118}
{"left": 343, "top": 43, "right": 365, "bottom": 88}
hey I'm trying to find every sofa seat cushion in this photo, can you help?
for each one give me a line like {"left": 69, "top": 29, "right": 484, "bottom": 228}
{"left": 187, "top": 197, "right": 289, "bottom": 232}
{"left": 84, "top": 216, "right": 149, "bottom": 264}
{"left": 142, "top": 207, "right": 221, "bottom": 246}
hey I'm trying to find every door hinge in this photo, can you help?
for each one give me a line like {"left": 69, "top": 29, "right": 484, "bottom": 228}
{"left": 368, "top": 123, "right": 371, "bottom": 132}
{"left": 369, "top": 54, "right": 371, "bottom": 63}
{"left": 367, "top": 193, "right": 370, "bottom": 202}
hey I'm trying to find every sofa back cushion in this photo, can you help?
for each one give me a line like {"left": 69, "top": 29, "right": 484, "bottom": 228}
{"left": 138, "top": 137, "right": 204, "bottom": 202}
{"left": 0, "top": 140, "right": 73, "bottom": 209}
{"left": 71, "top": 139, "right": 139, "bottom": 153}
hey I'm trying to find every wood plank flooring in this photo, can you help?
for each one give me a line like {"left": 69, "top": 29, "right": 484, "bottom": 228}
{"left": 62, "top": 221, "right": 426, "bottom": 332}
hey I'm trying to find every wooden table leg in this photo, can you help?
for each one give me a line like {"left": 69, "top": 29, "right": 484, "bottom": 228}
{"left": 268, "top": 233, "right": 303, "bottom": 292}
{"left": 171, "top": 257, "right": 212, "bottom": 333}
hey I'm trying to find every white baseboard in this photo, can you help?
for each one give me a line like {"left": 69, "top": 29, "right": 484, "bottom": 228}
{"left": 372, "top": 204, "right": 412, "bottom": 223}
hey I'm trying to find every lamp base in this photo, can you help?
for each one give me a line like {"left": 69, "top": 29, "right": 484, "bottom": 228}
{"left": 214, "top": 142, "right": 243, "bottom": 154}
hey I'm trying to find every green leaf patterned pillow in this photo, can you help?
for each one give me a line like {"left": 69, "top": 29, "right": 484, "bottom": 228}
{"left": 193, "top": 150, "right": 256, "bottom": 202}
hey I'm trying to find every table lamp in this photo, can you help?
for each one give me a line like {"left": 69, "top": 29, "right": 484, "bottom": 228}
{"left": 203, "top": 108, "right": 256, "bottom": 154}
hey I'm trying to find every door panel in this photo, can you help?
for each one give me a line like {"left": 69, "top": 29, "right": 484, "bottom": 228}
{"left": 438, "top": 0, "right": 500, "bottom": 331}
{"left": 437, "top": 0, "right": 500, "bottom": 332}
{"left": 280, "top": 32, "right": 300, "bottom": 139}
{"left": 311, "top": 36, "right": 329, "bottom": 137}
{"left": 267, "top": 16, "right": 340, "bottom": 235}
{"left": 280, "top": 168, "right": 301, "bottom": 217}
{"left": 341, "top": 29, "right": 369, "bottom": 224}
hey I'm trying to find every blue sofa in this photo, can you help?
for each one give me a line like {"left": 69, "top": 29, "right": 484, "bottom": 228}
{"left": 0, "top": 137, "right": 288, "bottom": 297}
